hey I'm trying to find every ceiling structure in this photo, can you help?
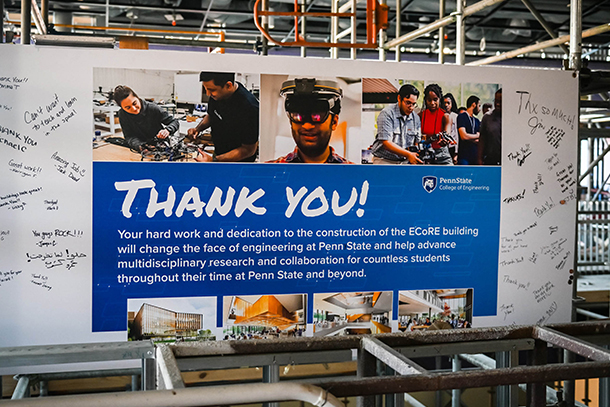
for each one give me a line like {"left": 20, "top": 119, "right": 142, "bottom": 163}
{"left": 3, "top": 0, "right": 610, "bottom": 67}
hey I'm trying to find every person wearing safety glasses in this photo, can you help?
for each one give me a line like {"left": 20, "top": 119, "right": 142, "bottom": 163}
{"left": 369, "top": 84, "right": 423, "bottom": 165}
{"left": 268, "top": 78, "right": 352, "bottom": 164}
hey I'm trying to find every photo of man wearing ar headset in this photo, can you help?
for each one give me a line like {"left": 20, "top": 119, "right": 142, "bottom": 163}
{"left": 267, "top": 78, "right": 353, "bottom": 164}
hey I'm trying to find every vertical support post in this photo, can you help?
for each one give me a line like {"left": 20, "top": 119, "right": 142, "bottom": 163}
{"left": 587, "top": 129, "right": 593, "bottom": 200}
{"left": 105, "top": 0, "right": 109, "bottom": 29}
{"left": 261, "top": 0, "right": 269, "bottom": 55}
{"left": 11, "top": 376, "right": 30, "bottom": 400}
{"left": 141, "top": 358, "right": 156, "bottom": 391}
{"left": 438, "top": 0, "right": 445, "bottom": 63}
{"left": 394, "top": 0, "right": 400, "bottom": 61}
{"left": 601, "top": 365, "right": 610, "bottom": 407}
{"left": 435, "top": 356, "right": 443, "bottom": 407}
{"left": 300, "top": 1, "right": 307, "bottom": 57}
{"left": 351, "top": 0, "right": 357, "bottom": 59}
{"left": 527, "top": 340, "right": 547, "bottom": 407}
{"left": 564, "top": 350, "right": 576, "bottom": 407}
{"left": 21, "top": 0, "right": 32, "bottom": 45}
{"left": 41, "top": 0, "right": 49, "bottom": 28}
{"left": 131, "top": 374, "right": 141, "bottom": 391}
{"left": 1, "top": 0, "right": 4, "bottom": 42}
{"left": 330, "top": 0, "right": 338, "bottom": 59}
{"left": 263, "top": 363, "right": 280, "bottom": 407}
{"left": 496, "top": 352, "right": 508, "bottom": 407}
{"left": 496, "top": 351, "right": 519, "bottom": 407}
{"left": 39, "top": 380, "right": 48, "bottom": 397}
{"left": 378, "top": 0, "right": 386, "bottom": 61}
{"left": 568, "top": 0, "right": 582, "bottom": 70}
{"left": 451, "top": 356, "right": 461, "bottom": 407}
{"left": 455, "top": 0, "right": 465, "bottom": 65}
{"left": 358, "top": 343, "right": 376, "bottom": 407}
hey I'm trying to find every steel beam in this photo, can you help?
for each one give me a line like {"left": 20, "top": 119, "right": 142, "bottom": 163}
{"left": 142, "top": 358, "right": 156, "bottom": 391}
{"left": 156, "top": 346, "right": 185, "bottom": 390}
{"left": 379, "top": 0, "right": 386, "bottom": 61}
{"left": 581, "top": 100, "right": 610, "bottom": 109}
{"left": 11, "top": 376, "right": 30, "bottom": 400}
{"left": 395, "top": 0, "right": 401, "bottom": 61}
{"left": 405, "top": 393, "right": 426, "bottom": 407}
{"left": 361, "top": 337, "right": 427, "bottom": 375}
{"left": 455, "top": 0, "right": 465, "bottom": 65}
{"left": 358, "top": 341, "right": 377, "bottom": 407}
{"left": 312, "top": 361, "right": 610, "bottom": 397}
{"left": 579, "top": 128, "right": 610, "bottom": 139}
{"left": 534, "top": 327, "right": 610, "bottom": 361}
{"left": 565, "top": 350, "right": 576, "bottom": 407}
{"left": 528, "top": 340, "right": 547, "bottom": 407}
{"left": 263, "top": 362, "right": 280, "bottom": 407}
{"left": 28, "top": 368, "right": 142, "bottom": 381}
{"left": 600, "top": 347, "right": 609, "bottom": 407}
{"left": 495, "top": 351, "right": 518, "bottom": 407}
{"left": 520, "top": 0, "right": 569, "bottom": 55}
{"left": 21, "top": 0, "right": 32, "bottom": 44}
{"left": 302, "top": 1, "right": 308, "bottom": 57}
{"left": 384, "top": 0, "right": 507, "bottom": 49}
{"left": 177, "top": 350, "right": 353, "bottom": 371}
{"left": 569, "top": 0, "right": 582, "bottom": 70}
{"left": 1, "top": 0, "right": 4, "bottom": 41}
{"left": 0, "top": 341, "right": 155, "bottom": 368}
{"left": 438, "top": 0, "right": 445, "bottom": 64}
{"left": 451, "top": 356, "right": 461, "bottom": 407}
{"left": 170, "top": 323, "right": 610, "bottom": 359}
{"left": 171, "top": 326, "right": 538, "bottom": 357}
{"left": 261, "top": 0, "right": 269, "bottom": 55}
{"left": 468, "top": 22, "right": 610, "bottom": 66}
{"left": 578, "top": 141, "right": 610, "bottom": 182}
{"left": 194, "top": 0, "right": 215, "bottom": 40}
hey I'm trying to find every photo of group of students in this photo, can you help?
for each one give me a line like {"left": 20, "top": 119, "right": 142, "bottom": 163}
{"left": 397, "top": 288, "right": 473, "bottom": 331}
{"left": 362, "top": 78, "right": 502, "bottom": 166}
{"left": 93, "top": 69, "right": 501, "bottom": 166}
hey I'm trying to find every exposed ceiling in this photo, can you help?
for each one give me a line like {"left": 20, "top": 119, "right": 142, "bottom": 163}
{"left": 4, "top": 0, "right": 610, "bottom": 65}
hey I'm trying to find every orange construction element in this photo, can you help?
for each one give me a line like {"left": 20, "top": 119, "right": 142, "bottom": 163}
{"left": 253, "top": 0, "right": 388, "bottom": 49}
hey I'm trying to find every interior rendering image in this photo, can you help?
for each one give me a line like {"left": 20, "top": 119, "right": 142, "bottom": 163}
{"left": 313, "top": 291, "right": 392, "bottom": 336}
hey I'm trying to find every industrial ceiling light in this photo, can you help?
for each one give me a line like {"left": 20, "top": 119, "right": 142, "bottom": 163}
{"left": 164, "top": 13, "right": 184, "bottom": 21}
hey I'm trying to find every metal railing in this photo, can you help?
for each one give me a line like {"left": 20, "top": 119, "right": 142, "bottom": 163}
{"left": 3, "top": 321, "right": 610, "bottom": 407}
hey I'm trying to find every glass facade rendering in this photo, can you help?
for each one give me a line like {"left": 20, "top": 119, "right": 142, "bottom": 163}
{"left": 132, "top": 303, "right": 203, "bottom": 340}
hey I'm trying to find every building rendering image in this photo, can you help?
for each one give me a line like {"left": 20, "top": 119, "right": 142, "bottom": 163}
{"left": 313, "top": 292, "right": 392, "bottom": 336}
{"left": 223, "top": 294, "right": 305, "bottom": 339}
{"left": 130, "top": 302, "right": 204, "bottom": 340}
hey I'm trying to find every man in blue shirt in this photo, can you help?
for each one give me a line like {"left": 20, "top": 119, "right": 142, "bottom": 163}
{"left": 371, "top": 84, "right": 423, "bottom": 164}
{"left": 457, "top": 95, "right": 481, "bottom": 165}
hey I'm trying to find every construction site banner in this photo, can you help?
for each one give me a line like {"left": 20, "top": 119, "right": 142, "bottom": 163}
{"left": 0, "top": 46, "right": 578, "bottom": 348}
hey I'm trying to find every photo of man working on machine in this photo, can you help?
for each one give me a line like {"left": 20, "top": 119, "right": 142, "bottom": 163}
{"left": 187, "top": 71, "right": 259, "bottom": 162}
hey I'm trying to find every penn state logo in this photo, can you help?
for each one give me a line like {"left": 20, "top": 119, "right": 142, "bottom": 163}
{"left": 422, "top": 176, "right": 437, "bottom": 193}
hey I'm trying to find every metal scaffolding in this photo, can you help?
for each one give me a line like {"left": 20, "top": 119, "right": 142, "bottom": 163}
{"left": 3, "top": 321, "right": 610, "bottom": 406}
